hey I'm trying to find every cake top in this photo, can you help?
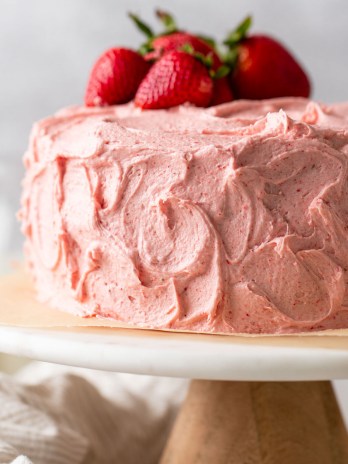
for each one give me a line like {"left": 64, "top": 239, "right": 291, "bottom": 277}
{"left": 27, "top": 98, "right": 348, "bottom": 164}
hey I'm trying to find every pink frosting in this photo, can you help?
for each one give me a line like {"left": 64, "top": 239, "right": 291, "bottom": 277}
{"left": 20, "top": 98, "right": 348, "bottom": 334}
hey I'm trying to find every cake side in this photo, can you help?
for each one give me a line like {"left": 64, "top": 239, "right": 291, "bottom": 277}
{"left": 20, "top": 98, "right": 348, "bottom": 334}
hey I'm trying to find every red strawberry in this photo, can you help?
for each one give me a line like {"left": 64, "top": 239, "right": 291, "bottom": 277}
{"left": 147, "top": 32, "right": 222, "bottom": 69}
{"left": 224, "top": 17, "right": 311, "bottom": 100}
{"left": 135, "top": 50, "right": 213, "bottom": 109}
{"left": 211, "top": 77, "right": 234, "bottom": 106}
{"left": 232, "top": 35, "right": 311, "bottom": 99}
{"left": 129, "top": 11, "right": 222, "bottom": 69}
{"left": 85, "top": 48, "right": 150, "bottom": 107}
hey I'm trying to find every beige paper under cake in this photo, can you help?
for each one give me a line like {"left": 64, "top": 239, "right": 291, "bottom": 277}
{"left": 0, "top": 269, "right": 348, "bottom": 350}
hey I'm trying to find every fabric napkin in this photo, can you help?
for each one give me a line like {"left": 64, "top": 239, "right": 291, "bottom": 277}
{"left": 0, "top": 363, "right": 188, "bottom": 464}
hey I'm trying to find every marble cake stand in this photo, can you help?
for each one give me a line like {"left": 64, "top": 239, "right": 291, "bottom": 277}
{"left": 0, "top": 327, "right": 348, "bottom": 462}
{"left": 0, "top": 271, "right": 348, "bottom": 463}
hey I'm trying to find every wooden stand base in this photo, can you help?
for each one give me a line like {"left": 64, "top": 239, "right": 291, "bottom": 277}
{"left": 160, "top": 380, "right": 348, "bottom": 464}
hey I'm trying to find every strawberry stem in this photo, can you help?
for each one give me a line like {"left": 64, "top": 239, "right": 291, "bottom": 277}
{"left": 155, "top": 9, "right": 177, "bottom": 34}
{"left": 181, "top": 43, "right": 195, "bottom": 54}
{"left": 128, "top": 13, "right": 154, "bottom": 39}
{"left": 181, "top": 44, "right": 214, "bottom": 68}
{"left": 223, "top": 15, "right": 252, "bottom": 47}
{"left": 197, "top": 35, "right": 217, "bottom": 49}
{"left": 211, "top": 65, "right": 231, "bottom": 80}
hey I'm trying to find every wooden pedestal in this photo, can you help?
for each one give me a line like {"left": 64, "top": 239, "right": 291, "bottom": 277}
{"left": 160, "top": 380, "right": 348, "bottom": 464}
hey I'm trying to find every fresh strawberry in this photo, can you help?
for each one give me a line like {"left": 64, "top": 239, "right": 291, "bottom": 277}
{"left": 130, "top": 10, "right": 233, "bottom": 108}
{"left": 225, "top": 17, "right": 311, "bottom": 99}
{"left": 85, "top": 48, "right": 150, "bottom": 106}
{"left": 148, "top": 32, "right": 222, "bottom": 69}
{"left": 130, "top": 11, "right": 222, "bottom": 69}
{"left": 135, "top": 50, "right": 213, "bottom": 109}
{"left": 211, "top": 77, "right": 234, "bottom": 106}
{"left": 232, "top": 35, "right": 311, "bottom": 99}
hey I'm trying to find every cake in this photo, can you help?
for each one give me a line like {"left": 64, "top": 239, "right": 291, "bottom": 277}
{"left": 19, "top": 97, "right": 348, "bottom": 334}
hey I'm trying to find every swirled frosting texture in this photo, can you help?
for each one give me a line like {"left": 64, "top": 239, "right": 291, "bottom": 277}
{"left": 20, "top": 98, "right": 348, "bottom": 333}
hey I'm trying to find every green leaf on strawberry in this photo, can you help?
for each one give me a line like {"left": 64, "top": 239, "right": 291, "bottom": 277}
{"left": 224, "top": 16, "right": 252, "bottom": 47}
{"left": 180, "top": 43, "right": 214, "bottom": 69}
{"left": 211, "top": 65, "right": 231, "bottom": 80}
{"left": 128, "top": 13, "right": 154, "bottom": 39}
{"left": 155, "top": 9, "right": 178, "bottom": 34}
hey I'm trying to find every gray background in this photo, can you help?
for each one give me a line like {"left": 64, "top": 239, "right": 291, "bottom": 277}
{"left": 1, "top": 0, "right": 348, "bottom": 160}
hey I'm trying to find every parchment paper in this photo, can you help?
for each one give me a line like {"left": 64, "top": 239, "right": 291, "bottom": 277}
{"left": 0, "top": 269, "right": 348, "bottom": 350}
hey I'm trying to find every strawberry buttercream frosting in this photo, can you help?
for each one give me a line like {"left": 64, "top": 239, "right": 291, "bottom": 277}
{"left": 20, "top": 98, "right": 348, "bottom": 334}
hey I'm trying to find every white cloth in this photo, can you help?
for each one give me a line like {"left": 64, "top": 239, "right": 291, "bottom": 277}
{"left": 0, "top": 363, "right": 188, "bottom": 464}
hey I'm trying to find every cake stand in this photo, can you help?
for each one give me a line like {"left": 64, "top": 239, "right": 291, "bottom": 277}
{"left": 0, "top": 271, "right": 348, "bottom": 463}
